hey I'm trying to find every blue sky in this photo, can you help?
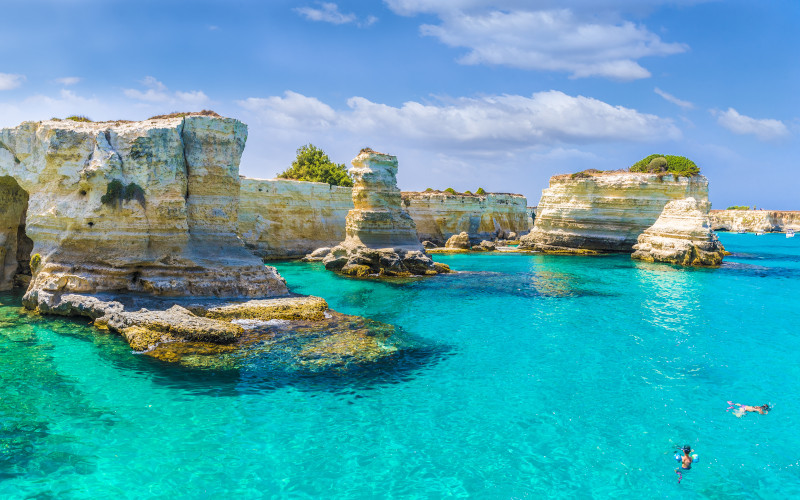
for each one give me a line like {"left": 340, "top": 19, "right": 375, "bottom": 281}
{"left": 1, "top": 0, "right": 797, "bottom": 208}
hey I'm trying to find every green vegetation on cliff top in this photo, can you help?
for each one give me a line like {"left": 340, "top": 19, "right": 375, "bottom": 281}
{"left": 278, "top": 144, "right": 353, "bottom": 187}
{"left": 629, "top": 154, "right": 700, "bottom": 177}
{"left": 726, "top": 205, "right": 753, "bottom": 210}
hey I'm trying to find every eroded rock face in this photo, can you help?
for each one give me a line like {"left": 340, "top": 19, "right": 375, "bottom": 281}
{"left": 632, "top": 198, "right": 726, "bottom": 266}
{"left": 307, "top": 149, "right": 448, "bottom": 276}
{"left": 445, "top": 232, "right": 470, "bottom": 249}
{"left": 519, "top": 171, "right": 710, "bottom": 253}
{"left": 709, "top": 210, "right": 800, "bottom": 233}
{"left": 402, "top": 191, "right": 532, "bottom": 245}
{"left": 0, "top": 115, "right": 288, "bottom": 301}
{"left": 238, "top": 179, "right": 353, "bottom": 259}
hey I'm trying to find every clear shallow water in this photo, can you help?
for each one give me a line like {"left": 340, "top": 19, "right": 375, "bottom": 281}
{"left": 1, "top": 233, "right": 799, "bottom": 499}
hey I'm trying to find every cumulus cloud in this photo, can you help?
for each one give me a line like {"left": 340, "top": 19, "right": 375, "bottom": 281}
{"left": 383, "top": 1, "right": 688, "bottom": 80}
{"left": 0, "top": 73, "right": 25, "bottom": 91}
{"left": 123, "top": 76, "right": 209, "bottom": 107}
{"left": 238, "top": 90, "right": 680, "bottom": 150}
{"left": 713, "top": 108, "right": 790, "bottom": 141}
{"left": 295, "top": 2, "right": 377, "bottom": 26}
{"left": 654, "top": 87, "right": 693, "bottom": 109}
{"left": 55, "top": 76, "right": 81, "bottom": 86}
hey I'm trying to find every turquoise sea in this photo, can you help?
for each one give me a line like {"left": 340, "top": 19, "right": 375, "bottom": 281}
{"left": 2, "top": 233, "right": 799, "bottom": 499}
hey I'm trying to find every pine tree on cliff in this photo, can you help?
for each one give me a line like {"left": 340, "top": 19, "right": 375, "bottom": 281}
{"left": 278, "top": 144, "right": 353, "bottom": 187}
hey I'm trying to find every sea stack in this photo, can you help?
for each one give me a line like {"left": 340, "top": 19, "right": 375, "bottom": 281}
{"left": 0, "top": 113, "right": 288, "bottom": 301}
{"left": 632, "top": 197, "right": 726, "bottom": 266}
{"left": 519, "top": 171, "right": 710, "bottom": 254}
{"left": 308, "top": 149, "right": 449, "bottom": 276}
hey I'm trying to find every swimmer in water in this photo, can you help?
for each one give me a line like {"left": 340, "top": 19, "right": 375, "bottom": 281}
{"left": 678, "top": 445, "right": 693, "bottom": 470}
{"left": 674, "top": 445, "right": 695, "bottom": 483}
{"left": 729, "top": 402, "right": 770, "bottom": 417}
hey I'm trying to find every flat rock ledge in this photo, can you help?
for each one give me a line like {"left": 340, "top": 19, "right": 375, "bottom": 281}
{"left": 23, "top": 290, "right": 399, "bottom": 369}
{"left": 304, "top": 245, "right": 450, "bottom": 277}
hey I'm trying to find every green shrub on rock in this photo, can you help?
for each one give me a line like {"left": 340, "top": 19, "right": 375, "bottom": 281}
{"left": 726, "top": 205, "right": 751, "bottom": 210}
{"left": 444, "top": 188, "right": 457, "bottom": 195}
{"left": 30, "top": 253, "right": 41, "bottom": 272}
{"left": 630, "top": 154, "right": 699, "bottom": 178}
{"left": 65, "top": 115, "right": 92, "bottom": 122}
{"left": 278, "top": 144, "right": 353, "bottom": 187}
{"left": 476, "top": 187, "right": 486, "bottom": 195}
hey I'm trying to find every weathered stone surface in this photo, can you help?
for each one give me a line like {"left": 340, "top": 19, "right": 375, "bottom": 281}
{"left": 445, "top": 232, "right": 471, "bottom": 249}
{"left": 519, "top": 171, "right": 710, "bottom": 253}
{"left": 238, "top": 179, "right": 352, "bottom": 259}
{"left": 203, "top": 296, "right": 329, "bottom": 321}
{"left": 401, "top": 191, "right": 532, "bottom": 245}
{"left": 709, "top": 210, "right": 800, "bottom": 233}
{"left": 308, "top": 149, "right": 447, "bottom": 276}
{"left": 0, "top": 114, "right": 288, "bottom": 299}
{"left": 632, "top": 198, "right": 726, "bottom": 266}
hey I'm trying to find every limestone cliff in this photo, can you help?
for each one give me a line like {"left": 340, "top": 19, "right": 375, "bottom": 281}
{"left": 709, "top": 210, "right": 800, "bottom": 233}
{"left": 0, "top": 114, "right": 288, "bottom": 300}
{"left": 238, "top": 178, "right": 352, "bottom": 259}
{"left": 632, "top": 198, "right": 726, "bottom": 266}
{"left": 519, "top": 172, "right": 710, "bottom": 253}
{"left": 306, "top": 149, "right": 448, "bottom": 276}
{"left": 401, "top": 191, "right": 531, "bottom": 245}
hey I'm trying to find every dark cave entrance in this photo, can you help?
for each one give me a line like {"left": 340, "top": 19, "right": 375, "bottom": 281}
{"left": 0, "top": 176, "right": 33, "bottom": 291}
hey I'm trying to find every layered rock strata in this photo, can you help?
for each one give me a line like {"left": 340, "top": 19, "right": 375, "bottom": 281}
{"left": 632, "top": 198, "right": 726, "bottom": 266}
{"left": 519, "top": 172, "right": 710, "bottom": 253}
{"left": 401, "top": 191, "right": 532, "bottom": 245}
{"left": 306, "top": 149, "right": 448, "bottom": 276}
{"left": 0, "top": 114, "right": 288, "bottom": 300}
{"left": 238, "top": 178, "right": 352, "bottom": 259}
{"left": 709, "top": 210, "right": 800, "bottom": 233}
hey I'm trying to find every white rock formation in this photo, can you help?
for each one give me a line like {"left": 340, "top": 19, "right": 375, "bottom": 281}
{"left": 709, "top": 210, "right": 800, "bottom": 233}
{"left": 519, "top": 171, "right": 710, "bottom": 253}
{"left": 401, "top": 191, "right": 531, "bottom": 244}
{"left": 0, "top": 114, "right": 288, "bottom": 301}
{"left": 238, "top": 178, "right": 352, "bottom": 259}
{"left": 307, "top": 149, "right": 448, "bottom": 276}
{"left": 632, "top": 197, "right": 726, "bottom": 266}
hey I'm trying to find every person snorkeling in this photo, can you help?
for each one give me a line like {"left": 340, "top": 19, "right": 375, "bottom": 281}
{"left": 674, "top": 445, "right": 698, "bottom": 483}
{"left": 727, "top": 402, "right": 770, "bottom": 417}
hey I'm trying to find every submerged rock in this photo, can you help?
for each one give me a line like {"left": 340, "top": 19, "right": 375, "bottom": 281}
{"left": 632, "top": 197, "right": 726, "bottom": 266}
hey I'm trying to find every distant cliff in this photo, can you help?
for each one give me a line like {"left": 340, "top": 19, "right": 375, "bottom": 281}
{"left": 238, "top": 179, "right": 352, "bottom": 259}
{"left": 519, "top": 171, "right": 710, "bottom": 253}
{"left": 402, "top": 191, "right": 532, "bottom": 244}
{"left": 0, "top": 114, "right": 287, "bottom": 298}
{"left": 709, "top": 210, "right": 800, "bottom": 232}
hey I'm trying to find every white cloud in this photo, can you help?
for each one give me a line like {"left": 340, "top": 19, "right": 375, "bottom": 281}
{"left": 654, "top": 87, "right": 693, "bottom": 109}
{"left": 0, "top": 73, "right": 25, "bottom": 91}
{"left": 239, "top": 90, "right": 680, "bottom": 151}
{"left": 713, "top": 107, "right": 790, "bottom": 141}
{"left": 239, "top": 91, "right": 337, "bottom": 129}
{"left": 55, "top": 76, "right": 81, "bottom": 86}
{"left": 123, "top": 77, "right": 210, "bottom": 107}
{"left": 296, "top": 2, "right": 354, "bottom": 24}
{"left": 383, "top": 1, "right": 689, "bottom": 80}
{"left": 295, "top": 2, "right": 378, "bottom": 27}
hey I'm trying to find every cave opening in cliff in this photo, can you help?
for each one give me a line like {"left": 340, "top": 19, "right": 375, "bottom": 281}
{"left": 0, "top": 176, "right": 33, "bottom": 291}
